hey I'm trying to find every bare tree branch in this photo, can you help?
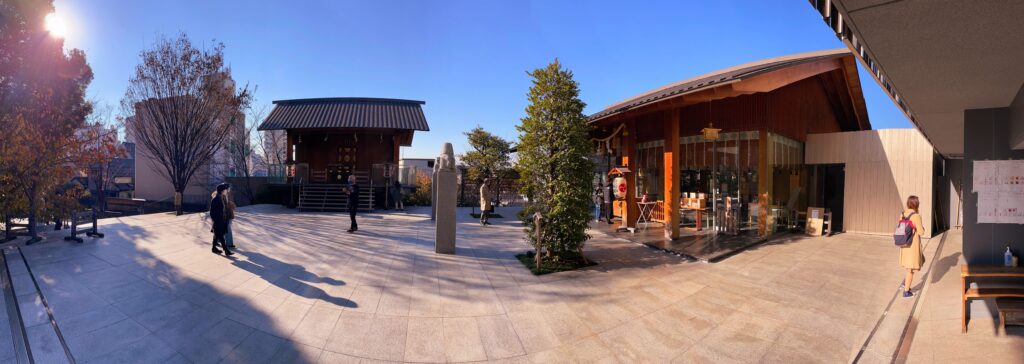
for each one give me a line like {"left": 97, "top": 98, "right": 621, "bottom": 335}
{"left": 120, "top": 33, "right": 251, "bottom": 215}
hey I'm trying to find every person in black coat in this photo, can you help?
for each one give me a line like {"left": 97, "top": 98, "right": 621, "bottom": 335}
{"left": 346, "top": 175, "right": 360, "bottom": 233}
{"left": 209, "top": 183, "right": 234, "bottom": 256}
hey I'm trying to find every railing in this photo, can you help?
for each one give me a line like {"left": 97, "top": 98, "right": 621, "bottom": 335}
{"left": 267, "top": 164, "right": 288, "bottom": 184}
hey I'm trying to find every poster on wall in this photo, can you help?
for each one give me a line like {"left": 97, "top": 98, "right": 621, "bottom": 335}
{"left": 973, "top": 160, "right": 1024, "bottom": 224}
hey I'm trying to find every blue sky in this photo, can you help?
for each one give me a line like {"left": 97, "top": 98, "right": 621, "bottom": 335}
{"left": 54, "top": 0, "right": 910, "bottom": 158}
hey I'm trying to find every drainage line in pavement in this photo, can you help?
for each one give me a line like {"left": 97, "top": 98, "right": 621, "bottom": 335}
{"left": 1, "top": 249, "right": 33, "bottom": 364}
{"left": 891, "top": 231, "right": 949, "bottom": 363}
{"left": 851, "top": 233, "right": 944, "bottom": 364}
{"left": 16, "top": 247, "right": 76, "bottom": 364}
{"left": 852, "top": 269, "right": 903, "bottom": 363}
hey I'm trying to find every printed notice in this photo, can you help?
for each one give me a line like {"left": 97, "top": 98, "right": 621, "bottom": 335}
{"left": 974, "top": 160, "right": 1024, "bottom": 224}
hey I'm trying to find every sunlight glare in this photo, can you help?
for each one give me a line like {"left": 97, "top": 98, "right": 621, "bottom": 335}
{"left": 44, "top": 12, "right": 67, "bottom": 38}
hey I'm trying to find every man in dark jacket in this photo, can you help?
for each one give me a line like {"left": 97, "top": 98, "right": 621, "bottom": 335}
{"left": 603, "top": 177, "right": 615, "bottom": 224}
{"left": 346, "top": 175, "right": 360, "bottom": 233}
{"left": 209, "top": 183, "right": 234, "bottom": 256}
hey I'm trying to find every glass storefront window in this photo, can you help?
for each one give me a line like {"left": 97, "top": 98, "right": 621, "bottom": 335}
{"left": 765, "top": 132, "right": 806, "bottom": 233}
{"left": 679, "top": 131, "right": 760, "bottom": 234}
{"left": 636, "top": 140, "right": 664, "bottom": 200}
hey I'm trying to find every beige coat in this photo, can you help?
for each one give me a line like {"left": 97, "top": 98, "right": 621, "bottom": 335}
{"left": 480, "top": 184, "right": 492, "bottom": 210}
{"left": 898, "top": 209, "right": 925, "bottom": 270}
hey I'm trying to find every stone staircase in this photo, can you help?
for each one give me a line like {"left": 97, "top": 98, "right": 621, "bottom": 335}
{"left": 297, "top": 173, "right": 373, "bottom": 212}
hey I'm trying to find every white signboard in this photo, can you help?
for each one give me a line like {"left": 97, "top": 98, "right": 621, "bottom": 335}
{"left": 973, "top": 160, "right": 1024, "bottom": 224}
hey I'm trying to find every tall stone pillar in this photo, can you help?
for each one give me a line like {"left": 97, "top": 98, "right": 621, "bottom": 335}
{"left": 431, "top": 157, "right": 439, "bottom": 220}
{"left": 435, "top": 144, "right": 457, "bottom": 254}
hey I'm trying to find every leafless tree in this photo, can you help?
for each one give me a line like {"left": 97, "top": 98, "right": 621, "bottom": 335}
{"left": 226, "top": 107, "right": 259, "bottom": 205}
{"left": 83, "top": 101, "right": 126, "bottom": 213}
{"left": 121, "top": 33, "right": 251, "bottom": 215}
{"left": 252, "top": 104, "right": 287, "bottom": 168}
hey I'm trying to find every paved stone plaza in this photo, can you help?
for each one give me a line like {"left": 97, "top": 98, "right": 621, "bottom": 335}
{"left": 1, "top": 205, "right": 964, "bottom": 363}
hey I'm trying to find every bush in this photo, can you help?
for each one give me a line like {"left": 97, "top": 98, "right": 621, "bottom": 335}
{"left": 404, "top": 172, "right": 432, "bottom": 206}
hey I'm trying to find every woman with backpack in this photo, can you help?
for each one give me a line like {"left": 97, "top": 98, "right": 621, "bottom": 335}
{"left": 898, "top": 195, "right": 925, "bottom": 297}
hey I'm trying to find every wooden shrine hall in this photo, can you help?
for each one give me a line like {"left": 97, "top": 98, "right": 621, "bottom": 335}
{"left": 589, "top": 49, "right": 871, "bottom": 243}
{"left": 258, "top": 97, "right": 430, "bottom": 211}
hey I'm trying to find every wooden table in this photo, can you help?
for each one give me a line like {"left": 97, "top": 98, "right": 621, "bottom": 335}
{"left": 681, "top": 207, "right": 705, "bottom": 230}
{"left": 961, "top": 265, "right": 1024, "bottom": 333}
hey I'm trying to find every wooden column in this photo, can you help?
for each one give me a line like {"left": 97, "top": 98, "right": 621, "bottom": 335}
{"left": 286, "top": 131, "right": 295, "bottom": 181}
{"left": 392, "top": 133, "right": 401, "bottom": 163}
{"left": 663, "top": 110, "right": 681, "bottom": 239}
{"left": 623, "top": 120, "right": 638, "bottom": 228}
{"left": 757, "top": 128, "right": 769, "bottom": 236}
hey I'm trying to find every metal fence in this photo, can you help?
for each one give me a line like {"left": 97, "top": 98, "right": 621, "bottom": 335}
{"left": 458, "top": 179, "right": 525, "bottom": 207}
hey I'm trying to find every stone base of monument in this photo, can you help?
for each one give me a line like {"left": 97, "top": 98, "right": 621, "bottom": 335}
{"left": 434, "top": 143, "right": 457, "bottom": 254}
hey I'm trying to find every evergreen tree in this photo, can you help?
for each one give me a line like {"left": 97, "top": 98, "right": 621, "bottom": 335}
{"left": 516, "top": 59, "right": 593, "bottom": 262}
{"left": 460, "top": 126, "right": 513, "bottom": 183}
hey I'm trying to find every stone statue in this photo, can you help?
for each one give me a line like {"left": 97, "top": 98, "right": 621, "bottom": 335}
{"left": 435, "top": 143, "right": 457, "bottom": 254}
{"left": 439, "top": 143, "right": 456, "bottom": 171}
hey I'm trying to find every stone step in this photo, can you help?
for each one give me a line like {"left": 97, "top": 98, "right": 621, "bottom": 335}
{"left": 2, "top": 247, "right": 73, "bottom": 363}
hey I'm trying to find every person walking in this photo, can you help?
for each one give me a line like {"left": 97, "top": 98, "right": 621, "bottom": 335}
{"left": 899, "top": 195, "right": 925, "bottom": 297}
{"left": 209, "top": 183, "right": 234, "bottom": 256}
{"left": 225, "top": 189, "right": 237, "bottom": 248}
{"left": 479, "top": 178, "right": 492, "bottom": 226}
{"left": 602, "top": 177, "right": 614, "bottom": 224}
{"left": 391, "top": 180, "right": 404, "bottom": 211}
{"left": 346, "top": 175, "right": 360, "bottom": 233}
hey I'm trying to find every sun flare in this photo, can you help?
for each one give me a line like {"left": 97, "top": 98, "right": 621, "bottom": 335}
{"left": 44, "top": 12, "right": 66, "bottom": 38}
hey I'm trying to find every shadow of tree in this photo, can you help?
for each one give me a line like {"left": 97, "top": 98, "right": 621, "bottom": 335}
{"left": 11, "top": 213, "right": 326, "bottom": 363}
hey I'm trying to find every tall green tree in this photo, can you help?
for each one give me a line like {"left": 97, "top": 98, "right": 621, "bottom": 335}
{"left": 0, "top": 0, "right": 96, "bottom": 242}
{"left": 460, "top": 126, "right": 513, "bottom": 183}
{"left": 516, "top": 59, "right": 593, "bottom": 262}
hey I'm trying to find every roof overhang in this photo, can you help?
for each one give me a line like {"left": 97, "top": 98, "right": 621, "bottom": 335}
{"left": 588, "top": 49, "right": 870, "bottom": 130}
{"left": 808, "top": 1, "right": 1024, "bottom": 158}
{"left": 257, "top": 97, "right": 430, "bottom": 132}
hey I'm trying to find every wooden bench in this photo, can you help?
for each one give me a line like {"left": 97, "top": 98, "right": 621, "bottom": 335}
{"left": 961, "top": 265, "right": 1024, "bottom": 333}
{"left": 996, "top": 297, "right": 1024, "bottom": 330}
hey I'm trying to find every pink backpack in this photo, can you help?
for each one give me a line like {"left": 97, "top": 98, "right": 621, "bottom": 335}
{"left": 894, "top": 213, "right": 916, "bottom": 247}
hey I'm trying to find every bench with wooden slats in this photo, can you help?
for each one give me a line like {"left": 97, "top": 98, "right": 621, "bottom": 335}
{"left": 961, "top": 265, "right": 1024, "bottom": 333}
{"left": 964, "top": 288, "right": 1024, "bottom": 299}
{"left": 996, "top": 297, "right": 1024, "bottom": 330}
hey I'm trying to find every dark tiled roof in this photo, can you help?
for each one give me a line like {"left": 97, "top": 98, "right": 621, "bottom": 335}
{"left": 589, "top": 49, "right": 853, "bottom": 122}
{"left": 257, "top": 98, "right": 430, "bottom": 131}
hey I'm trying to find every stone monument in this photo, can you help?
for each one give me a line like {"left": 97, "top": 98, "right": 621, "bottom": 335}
{"left": 431, "top": 156, "right": 440, "bottom": 220}
{"left": 435, "top": 143, "right": 457, "bottom": 254}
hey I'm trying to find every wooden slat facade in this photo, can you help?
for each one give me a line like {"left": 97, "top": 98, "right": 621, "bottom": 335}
{"left": 806, "top": 129, "right": 935, "bottom": 237}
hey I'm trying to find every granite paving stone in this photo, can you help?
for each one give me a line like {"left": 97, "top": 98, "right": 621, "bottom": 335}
{"left": 5, "top": 205, "right": 932, "bottom": 363}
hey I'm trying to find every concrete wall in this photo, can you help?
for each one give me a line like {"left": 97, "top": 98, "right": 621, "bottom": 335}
{"left": 1007, "top": 85, "right": 1024, "bottom": 150}
{"left": 945, "top": 159, "right": 964, "bottom": 230}
{"left": 806, "top": 129, "right": 936, "bottom": 237}
{"left": 964, "top": 86, "right": 1024, "bottom": 264}
{"left": 223, "top": 177, "right": 270, "bottom": 207}
{"left": 134, "top": 147, "right": 215, "bottom": 205}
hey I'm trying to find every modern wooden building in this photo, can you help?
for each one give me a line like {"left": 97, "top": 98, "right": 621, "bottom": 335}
{"left": 589, "top": 49, "right": 874, "bottom": 240}
{"left": 257, "top": 98, "right": 430, "bottom": 211}
{"left": 805, "top": 129, "right": 938, "bottom": 237}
